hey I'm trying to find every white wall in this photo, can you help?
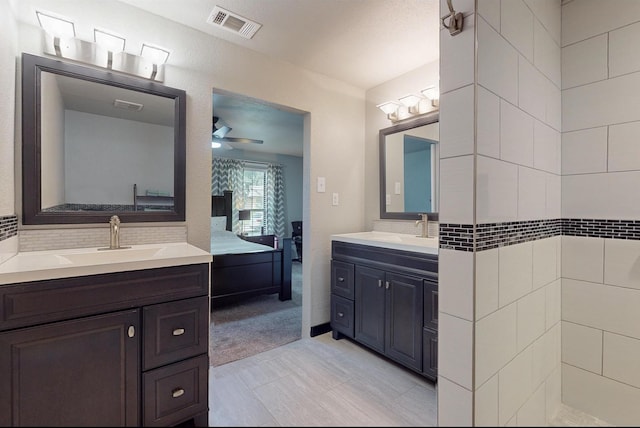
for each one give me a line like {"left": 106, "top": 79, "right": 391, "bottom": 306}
{"left": 365, "top": 61, "right": 440, "bottom": 230}
{"left": 64, "top": 110, "right": 173, "bottom": 205}
{"left": 561, "top": 1, "right": 640, "bottom": 425}
{"left": 10, "top": 0, "right": 366, "bottom": 335}
{"left": 0, "top": 0, "right": 18, "bottom": 263}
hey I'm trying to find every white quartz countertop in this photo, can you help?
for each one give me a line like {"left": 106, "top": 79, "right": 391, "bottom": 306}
{"left": 331, "top": 231, "right": 439, "bottom": 255}
{"left": 0, "top": 242, "right": 212, "bottom": 285}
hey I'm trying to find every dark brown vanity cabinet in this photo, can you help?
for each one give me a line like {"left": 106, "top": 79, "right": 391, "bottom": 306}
{"left": 0, "top": 263, "right": 210, "bottom": 427}
{"left": 330, "top": 241, "right": 438, "bottom": 379}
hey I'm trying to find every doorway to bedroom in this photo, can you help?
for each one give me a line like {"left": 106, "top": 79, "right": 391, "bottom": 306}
{"left": 209, "top": 89, "right": 305, "bottom": 367}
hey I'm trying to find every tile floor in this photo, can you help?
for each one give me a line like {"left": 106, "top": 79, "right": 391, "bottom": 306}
{"left": 209, "top": 332, "right": 437, "bottom": 426}
{"left": 208, "top": 332, "right": 614, "bottom": 427}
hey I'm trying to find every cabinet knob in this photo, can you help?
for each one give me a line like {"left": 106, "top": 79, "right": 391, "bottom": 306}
{"left": 338, "top": 277, "right": 345, "bottom": 282}
{"left": 172, "top": 388, "right": 185, "bottom": 398}
{"left": 127, "top": 325, "right": 135, "bottom": 338}
{"left": 385, "top": 281, "right": 390, "bottom": 289}
{"left": 378, "top": 279, "right": 383, "bottom": 288}
{"left": 337, "top": 312, "right": 344, "bottom": 317}
{"left": 172, "top": 328, "right": 185, "bottom": 336}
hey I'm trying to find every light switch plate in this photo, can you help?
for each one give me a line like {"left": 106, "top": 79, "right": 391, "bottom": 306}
{"left": 332, "top": 192, "right": 339, "bottom": 206}
{"left": 317, "top": 176, "right": 326, "bottom": 192}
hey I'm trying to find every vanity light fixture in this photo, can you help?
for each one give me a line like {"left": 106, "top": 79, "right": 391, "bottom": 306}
{"left": 36, "top": 11, "right": 75, "bottom": 38}
{"left": 399, "top": 94, "right": 427, "bottom": 114}
{"left": 94, "top": 29, "right": 126, "bottom": 53}
{"left": 377, "top": 85, "right": 439, "bottom": 123}
{"left": 421, "top": 86, "right": 440, "bottom": 107}
{"left": 140, "top": 44, "right": 170, "bottom": 65}
{"left": 36, "top": 10, "right": 168, "bottom": 82}
{"left": 376, "top": 101, "right": 402, "bottom": 121}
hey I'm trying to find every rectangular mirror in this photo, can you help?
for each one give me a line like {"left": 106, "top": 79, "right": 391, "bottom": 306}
{"left": 380, "top": 112, "right": 439, "bottom": 220}
{"left": 22, "top": 53, "right": 186, "bottom": 224}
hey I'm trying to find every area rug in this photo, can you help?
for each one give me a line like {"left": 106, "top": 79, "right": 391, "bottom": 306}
{"left": 209, "top": 261, "right": 302, "bottom": 367}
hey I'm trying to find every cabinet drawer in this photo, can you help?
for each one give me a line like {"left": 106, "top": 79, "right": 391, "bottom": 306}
{"left": 331, "top": 294, "right": 354, "bottom": 338}
{"left": 143, "top": 296, "right": 209, "bottom": 371}
{"left": 423, "top": 279, "right": 438, "bottom": 331}
{"left": 143, "top": 354, "right": 208, "bottom": 427}
{"left": 331, "top": 260, "right": 355, "bottom": 299}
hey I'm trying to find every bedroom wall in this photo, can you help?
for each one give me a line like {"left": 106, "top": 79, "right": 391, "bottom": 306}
{"left": 10, "top": 0, "right": 365, "bottom": 335}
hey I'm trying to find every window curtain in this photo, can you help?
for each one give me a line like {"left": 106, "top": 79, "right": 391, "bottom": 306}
{"left": 211, "top": 157, "right": 244, "bottom": 234}
{"left": 212, "top": 158, "right": 286, "bottom": 237}
{"left": 265, "top": 164, "right": 285, "bottom": 237}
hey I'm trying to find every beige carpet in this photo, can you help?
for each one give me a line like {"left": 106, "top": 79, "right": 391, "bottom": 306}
{"left": 209, "top": 261, "right": 302, "bottom": 367}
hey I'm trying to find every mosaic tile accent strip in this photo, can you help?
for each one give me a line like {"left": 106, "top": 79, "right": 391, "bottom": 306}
{"left": 562, "top": 218, "right": 640, "bottom": 239}
{"left": 476, "top": 219, "right": 562, "bottom": 251}
{"left": 0, "top": 215, "right": 18, "bottom": 242}
{"left": 439, "top": 223, "right": 474, "bottom": 252}
{"left": 440, "top": 219, "right": 562, "bottom": 252}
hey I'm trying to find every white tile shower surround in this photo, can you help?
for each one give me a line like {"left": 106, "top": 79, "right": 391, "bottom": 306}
{"left": 209, "top": 332, "right": 610, "bottom": 427}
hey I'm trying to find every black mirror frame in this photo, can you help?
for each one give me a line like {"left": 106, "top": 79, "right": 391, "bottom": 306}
{"left": 21, "top": 53, "right": 186, "bottom": 225}
{"left": 379, "top": 111, "right": 439, "bottom": 221}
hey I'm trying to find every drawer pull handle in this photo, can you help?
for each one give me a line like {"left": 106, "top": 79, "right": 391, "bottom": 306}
{"left": 127, "top": 326, "right": 135, "bottom": 338}
{"left": 172, "top": 328, "right": 185, "bottom": 336}
{"left": 385, "top": 281, "right": 390, "bottom": 289}
{"left": 338, "top": 277, "right": 345, "bottom": 282}
{"left": 172, "top": 388, "right": 185, "bottom": 398}
{"left": 378, "top": 279, "right": 383, "bottom": 288}
{"left": 337, "top": 312, "right": 344, "bottom": 317}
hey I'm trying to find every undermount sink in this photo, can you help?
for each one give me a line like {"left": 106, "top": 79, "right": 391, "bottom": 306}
{"left": 331, "top": 231, "right": 439, "bottom": 255}
{"left": 58, "top": 247, "right": 165, "bottom": 265}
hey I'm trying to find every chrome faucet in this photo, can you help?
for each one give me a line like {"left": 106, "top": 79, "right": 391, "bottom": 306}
{"left": 416, "top": 213, "right": 429, "bottom": 238}
{"left": 109, "top": 215, "right": 122, "bottom": 249}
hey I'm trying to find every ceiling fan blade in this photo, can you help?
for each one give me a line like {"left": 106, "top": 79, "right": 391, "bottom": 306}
{"left": 215, "top": 137, "right": 264, "bottom": 144}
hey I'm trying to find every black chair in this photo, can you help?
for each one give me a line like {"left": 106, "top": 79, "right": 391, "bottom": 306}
{"left": 291, "top": 221, "right": 302, "bottom": 262}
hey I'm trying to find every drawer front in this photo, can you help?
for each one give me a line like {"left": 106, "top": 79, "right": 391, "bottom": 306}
{"left": 331, "top": 294, "right": 354, "bottom": 338}
{"left": 143, "top": 296, "right": 209, "bottom": 370}
{"left": 331, "top": 260, "right": 355, "bottom": 299}
{"left": 423, "top": 279, "right": 438, "bottom": 331}
{"left": 0, "top": 263, "right": 209, "bottom": 332}
{"left": 143, "top": 354, "right": 208, "bottom": 427}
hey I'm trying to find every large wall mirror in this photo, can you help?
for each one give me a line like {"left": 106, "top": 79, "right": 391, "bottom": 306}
{"left": 380, "top": 112, "right": 439, "bottom": 220}
{"left": 21, "top": 53, "right": 186, "bottom": 224}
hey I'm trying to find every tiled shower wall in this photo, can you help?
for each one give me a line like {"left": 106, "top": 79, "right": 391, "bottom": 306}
{"left": 560, "top": 1, "right": 640, "bottom": 425}
{"left": 437, "top": 0, "right": 562, "bottom": 425}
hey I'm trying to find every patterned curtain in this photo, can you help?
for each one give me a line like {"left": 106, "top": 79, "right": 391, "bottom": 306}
{"left": 212, "top": 158, "right": 286, "bottom": 238}
{"left": 265, "top": 164, "right": 285, "bottom": 237}
{"left": 211, "top": 157, "right": 244, "bottom": 234}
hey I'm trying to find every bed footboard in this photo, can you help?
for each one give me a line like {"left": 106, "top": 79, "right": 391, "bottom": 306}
{"left": 210, "top": 237, "right": 292, "bottom": 306}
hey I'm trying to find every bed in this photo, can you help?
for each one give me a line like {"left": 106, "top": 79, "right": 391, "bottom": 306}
{"left": 210, "top": 191, "right": 292, "bottom": 306}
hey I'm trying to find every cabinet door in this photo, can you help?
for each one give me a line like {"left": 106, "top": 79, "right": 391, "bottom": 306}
{"left": 385, "top": 272, "right": 423, "bottom": 371}
{"left": 423, "top": 278, "right": 438, "bottom": 331}
{"left": 354, "top": 265, "right": 385, "bottom": 353}
{"left": 0, "top": 310, "right": 140, "bottom": 427}
{"left": 423, "top": 327, "right": 438, "bottom": 381}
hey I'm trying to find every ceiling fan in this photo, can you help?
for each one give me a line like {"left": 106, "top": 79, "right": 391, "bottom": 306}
{"left": 212, "top": 116, "right": 263, "bottom": 148}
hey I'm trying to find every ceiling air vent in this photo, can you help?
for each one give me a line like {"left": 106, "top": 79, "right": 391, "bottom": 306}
{"left": 206, "top": 6, "right": 262, "bottom": 39}
{"left": 113, "top": 99, "right": 144, "bottom": 112}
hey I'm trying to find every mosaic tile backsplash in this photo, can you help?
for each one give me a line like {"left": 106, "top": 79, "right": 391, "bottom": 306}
{"left": 0, "top": 215, "right": 18, "bottom": 242}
